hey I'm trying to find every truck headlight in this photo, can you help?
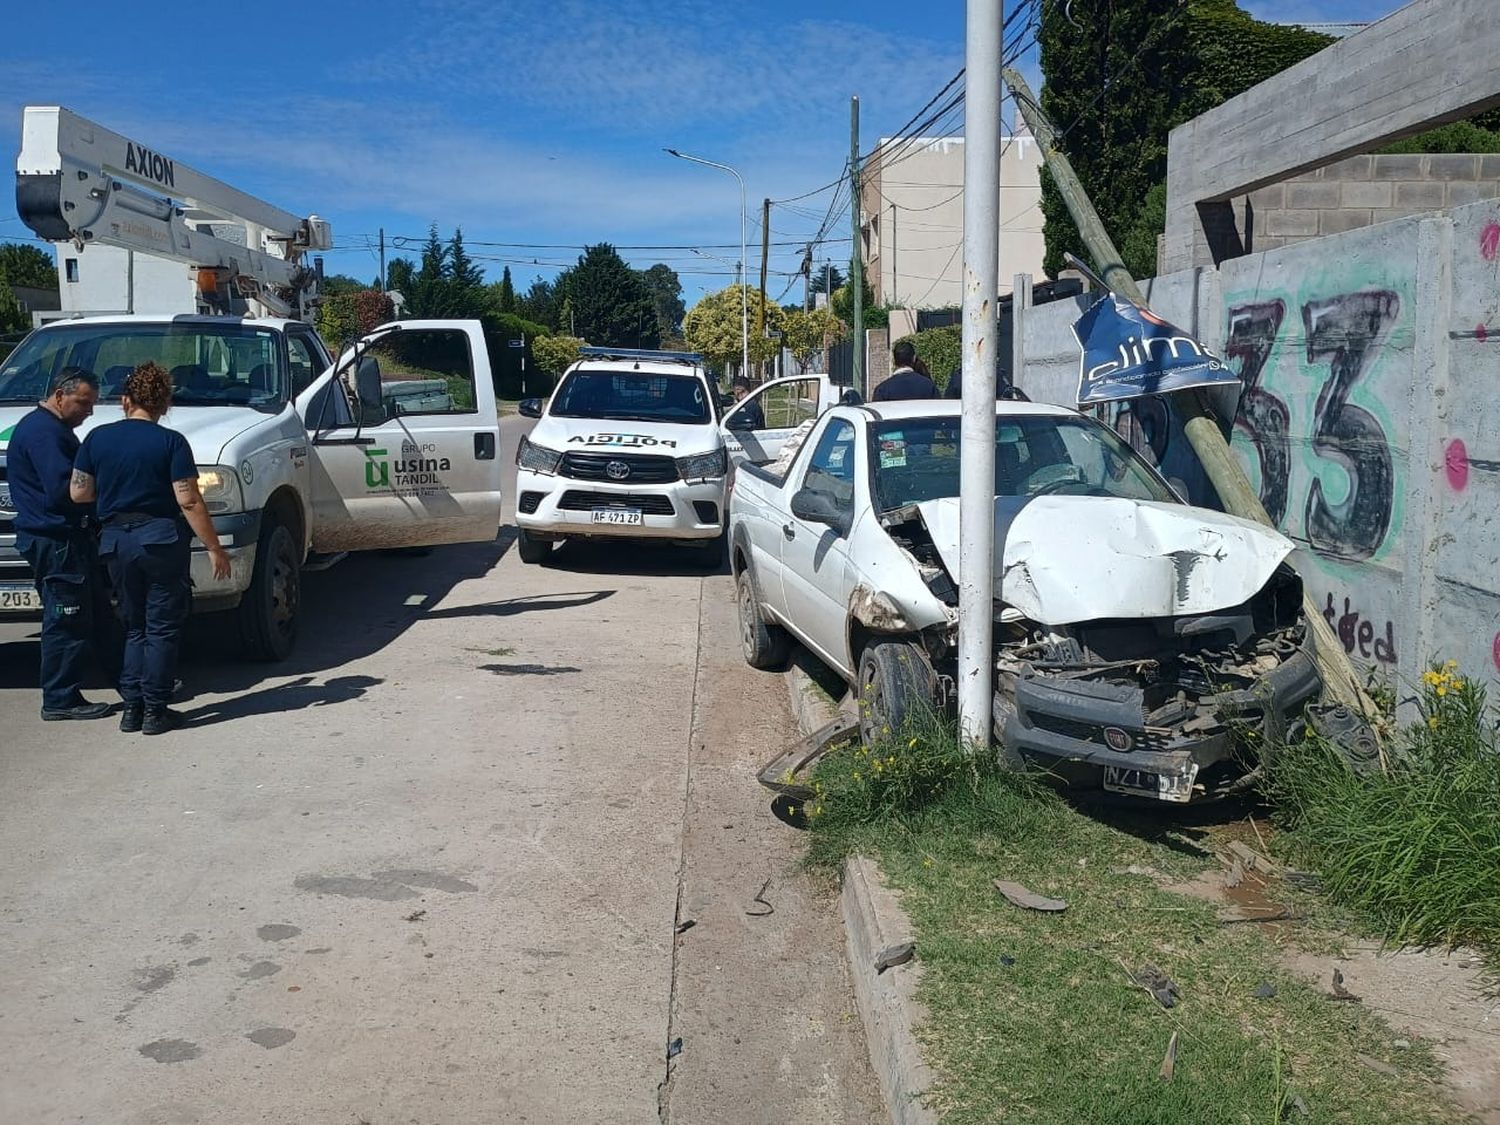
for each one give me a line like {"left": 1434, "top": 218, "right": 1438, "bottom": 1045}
{"left": 196, "top": 465, "right": 244, "bottom": 514}
{"left": 517, "top": 436, "right": 562, "bottom": 474}
{"left": 676, "top": 448, "right": 727, "bottom": 480}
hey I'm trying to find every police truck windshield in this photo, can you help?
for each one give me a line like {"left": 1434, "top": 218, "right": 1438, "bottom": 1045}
{"left": 0, "top": 323, "right": 285, "bottom": 410}
{"left": 549, "top": 368, "right": 712, "bottom": 424}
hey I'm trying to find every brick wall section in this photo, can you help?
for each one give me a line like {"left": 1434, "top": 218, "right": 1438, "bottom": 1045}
{"left": 865, "top": 328, "right": 891, "bottom": 397}
{"left": 1243, "top": 154, "right": 1500, "bottom": 253}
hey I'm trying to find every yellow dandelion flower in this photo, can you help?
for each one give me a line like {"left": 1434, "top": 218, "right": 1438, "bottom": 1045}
{"left": 1437, "top": 685, "right": 1448, "bottom": 697}
{"left": 852, "top": 771, "right": 862, "bottom": 781}
{"left": 1428, "top": 716, "right": 1440, "bottom": 729}
{"left": 908, "top": 737, "right": 919, "bottom": 749}
{"left": 1445, "top": 659, "right": 1458, "bottom": 670}
{"left": 923, "top": 857, "right": 934, "bottom": 868}
{"left": 1422, "top": 671, "right": 1439, "bottom": 686}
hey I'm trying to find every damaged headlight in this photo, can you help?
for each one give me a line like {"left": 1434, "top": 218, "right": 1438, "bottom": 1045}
{"left": 675, "top": 447, "right": 728, "bottom": 480}
{"left": 516, "top": 435, "right": 562, "bottom": 474}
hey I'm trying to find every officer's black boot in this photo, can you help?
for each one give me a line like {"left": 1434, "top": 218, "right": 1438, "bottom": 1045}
{"left": 119, "top": 704, "right": 144, "bottom": 733}
{"left": 142, "top": 708, "right": 182, "bottom": 736}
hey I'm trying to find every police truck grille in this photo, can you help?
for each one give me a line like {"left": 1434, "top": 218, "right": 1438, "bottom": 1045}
{"left": 558, "top": 452, "right": 679, "bottom": 483}
{"left": 558, "top": 491, "right": 675, "bottom": 516}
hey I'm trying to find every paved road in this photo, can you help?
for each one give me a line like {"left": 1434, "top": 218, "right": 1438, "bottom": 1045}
{"left": 0, "top": 415, "right": 877, "bottom": 1123}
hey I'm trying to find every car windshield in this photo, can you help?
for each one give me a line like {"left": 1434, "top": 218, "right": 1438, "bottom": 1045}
{"left": 871, "top": 414, "right": 1178, "bottom": 510}
{"left": 549, "top": 367, "right": 711, "bottom": 424}
{"left": 0, "top": 323, "right": 286, "bottom": 411}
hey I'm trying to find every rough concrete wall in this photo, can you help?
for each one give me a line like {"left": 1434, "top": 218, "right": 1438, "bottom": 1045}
{"left": 1019, "top": 208, "right": 1499, "bottom": 685}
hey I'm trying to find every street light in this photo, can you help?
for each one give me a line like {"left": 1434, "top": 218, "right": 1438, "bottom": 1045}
{"left": 665, "top": 148, "right": 749, "bottom": 380}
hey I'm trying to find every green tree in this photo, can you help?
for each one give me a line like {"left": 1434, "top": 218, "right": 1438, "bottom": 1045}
{"left": 320, "top": 273, "right": 366, "bottom": 297}
{"left": 404, "top": 224, "right": 487, "bottom": 318}
{"left": 0, "top": 275, "right": 27, "bottom": 333}
{"left": 781, "top": 307, "right": 846, "bottom": 368}
{"left": 533, "top": 335, "right": 584, "bottom": 376}
{"left": 516, "top": 277, "right": 558, "bottom": 329}
{"left": 568, "top": 244, "right": 657, "bottom": 347}
{"left": 448, "top": 228, "right": 485, "bottom": 290}
{"left": 494, "top": 266, "right": 517, "bottom": 313}
{"left": 809, "top": 263, "right": 844, "bottom": 296}
{"left": 317, "top": 289, "right": 395, "bottom": 346}
{"left": 0, "top": 243, "right": 57, "bottom": 290}
{"left": 386, "top": 256, "right": 415, "bottom": 296}
{"left": 638, "top": 263, "right": 686, "bottom": 338}
{"left": 683, "top": 285, "right": 783, "bottom": 374}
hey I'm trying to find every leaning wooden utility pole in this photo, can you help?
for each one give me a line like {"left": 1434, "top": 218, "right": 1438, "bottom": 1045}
{"left": 849, "top": 95, "right": 865, "bottom": 397}
{"left": 757, "top": 197, "right": 771, "bottom": 346}
{"left": 1001, "top": 66, "right": 1369, "bottom": 712}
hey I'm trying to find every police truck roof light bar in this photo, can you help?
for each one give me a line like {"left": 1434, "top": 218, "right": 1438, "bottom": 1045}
{"left": 577, "top": 347, "right": 705, "bottom": 365}
{"left": 14, "top": 105, "right": 332, "bottom": 319}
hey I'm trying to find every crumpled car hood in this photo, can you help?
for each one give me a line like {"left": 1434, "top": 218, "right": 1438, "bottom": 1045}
{"left": 913, "top": 495, "right": 1294, "bottom": 626}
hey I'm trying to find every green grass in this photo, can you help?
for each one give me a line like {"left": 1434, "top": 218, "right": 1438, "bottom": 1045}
{"left": 1264, "top": 665, "right": 1500, "bottom": 962}
{"left": 806, "top": 716, "right": 1466, "bottom": 1124}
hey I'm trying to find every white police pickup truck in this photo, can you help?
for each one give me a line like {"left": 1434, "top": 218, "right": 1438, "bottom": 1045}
{"left": 0, "top": 315, "right": 503, "bottom": 659}
{"left": 513, "top": 347, "right": 841, "bottom": 565}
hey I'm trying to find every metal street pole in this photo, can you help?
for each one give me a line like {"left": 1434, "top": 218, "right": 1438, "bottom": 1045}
{"left": 849, "top": 96, "right": 865, "bottom": 397}
{"left": 665, "top": 149, "right": 749, "bottom": 379}
{"left": 958, "top": 0, "right": 1003, "bottom": 751}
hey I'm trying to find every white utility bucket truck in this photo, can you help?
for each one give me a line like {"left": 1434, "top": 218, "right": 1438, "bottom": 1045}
{"left": 0, "top": 106, "right": 503, "bottom": 659}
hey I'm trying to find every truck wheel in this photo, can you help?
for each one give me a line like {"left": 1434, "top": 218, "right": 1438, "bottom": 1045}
{"left": 237, "top": 518, "right": 300, "bottom": 662}
{"left": 737, "top": 566, "right": 790, "bottom": 670}
{"left": 517, "top": 529, "right": 553, "bottom": 565}
{"left": 857, "top": 640, "right": 937, "bottom": 748}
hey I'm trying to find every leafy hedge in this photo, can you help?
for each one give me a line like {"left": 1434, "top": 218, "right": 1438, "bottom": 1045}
{"left": 895, "top": 325, "right": 962, "bottom": 391}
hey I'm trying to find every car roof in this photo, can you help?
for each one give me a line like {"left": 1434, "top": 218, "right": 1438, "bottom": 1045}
{"left": 38, "top": 314, "right": 303, "bottom": 330}
{"left": 860, "top": 398, "right": 1077, "bottom": 422}
{"left": 568, "top": 358, "right": 707, "bottom": 377}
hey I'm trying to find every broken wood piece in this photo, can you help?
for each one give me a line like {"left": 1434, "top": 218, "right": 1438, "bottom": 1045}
{"left": 1227, "top": 839, "right": 1278, "bottom": 875}
{"left": 1217, "top": 907, "right": 1299, "bottom": 925}
{"left": 1124, "top": 961, "right": 1179, "bottom": 1009}
{"left": 993, "top": 880, "right": 1067, "bottom": 912}
{"left": 1159, "top": 1030, "right": 1179, "bottom": 1082}
{"left": 1224, "top": 856, "right": 1245, "bottom": 889}
{"left": 1330, "top": 967, "right": 1360, "bottom": 1001}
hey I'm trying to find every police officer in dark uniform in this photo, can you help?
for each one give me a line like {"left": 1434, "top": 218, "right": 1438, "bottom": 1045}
{"left": 70, "top": 362, "right": 231, "bottom": 735}
{"left": 7, "top": 366, "right": 113, "bottom": 720}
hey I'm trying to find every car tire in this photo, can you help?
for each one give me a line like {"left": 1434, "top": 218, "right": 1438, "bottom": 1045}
{"left": 237, "top": 518, "right": 300, "bottom": 662}
{"left": 737, "top": 566, "right": 790, "bottom": 670}
{"left": 857, "top": 639, "right": 938, "bottom": 748}
{"left": 517, "top": 529, "right": 553, "bottom": 565}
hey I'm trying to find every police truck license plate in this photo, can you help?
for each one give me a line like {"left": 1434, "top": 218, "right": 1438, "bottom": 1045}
{"left": 592, "top": 508, "right": 643, "bottom": 526}
{"left": 0, "top": 584, "right": 41, "bottom": 610}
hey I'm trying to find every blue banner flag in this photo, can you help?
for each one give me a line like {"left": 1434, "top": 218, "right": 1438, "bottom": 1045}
{"left": 1071, "top": 293, "right": 1239, "bottom": 405}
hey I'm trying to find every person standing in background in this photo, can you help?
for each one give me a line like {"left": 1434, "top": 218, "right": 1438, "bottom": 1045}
{"left": 6, "top": 366, "right": 113, "bottom": 721}
{"left": 872, "top": 340, "right": 938, "bottom": 401}
{"left": 70, "top": 362, "right": 231, "bottom": 736}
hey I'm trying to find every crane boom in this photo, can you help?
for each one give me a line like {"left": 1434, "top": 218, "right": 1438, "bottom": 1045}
{"left": 15, "top": 106, "right": 332, "bottom": 318}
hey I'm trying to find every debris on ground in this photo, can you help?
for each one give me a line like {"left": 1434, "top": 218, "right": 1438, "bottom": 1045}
{"left": 675, "top": 919, "right": 696, "bottom": 934}
{"left": 1254, "top": 981, "right": 1278, "bottom": 1000}
{"left": 1159, "top": 1030, "right": 1179, "bottom": 1082}
{"left": 1330, "top": 967, "right": 1360, "bottom": 1001}
{"left": 875, "top": 941, "right": 915, "bottom": 973}
{"left": 745, "top": 878, "right": 774, "bottom": 917}
{"left": 403, "top": 909, "right": 426, "bottom": 922}
{"left": 1357, "top": 1053, "right": 1401, "bottom": 1078}
{"left": 1124, "top": 961, "right": 1180, "bottom": 1009}
{"left": 1110, "top": 864, "right": 1163, "bottom": 878}
{"left": 1226, "top": 840, "right": 1278, "bottom": 875}
{"left": 666, "top": 1037, "right": 683, "bottom": 1060}
{"left": 993, "top": 879, "right": 1068, "bottom": 913}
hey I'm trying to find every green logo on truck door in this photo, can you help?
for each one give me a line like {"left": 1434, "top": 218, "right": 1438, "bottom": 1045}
{"left": 362, "top": 443, "right": 453, "bottom": 494}
{"left": 363, "top": 447, "right": 390, "bottom": 488}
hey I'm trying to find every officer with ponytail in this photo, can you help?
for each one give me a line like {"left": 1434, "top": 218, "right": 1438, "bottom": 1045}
{"left": 69, "top": 362, "right": 231, "bottom": 735}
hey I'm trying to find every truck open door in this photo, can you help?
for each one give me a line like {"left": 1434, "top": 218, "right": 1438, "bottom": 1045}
{"left": 295, "top": 320, "right": 502, "bottom": 553}
{"left": 721, "top": 374, "right": 840, "bottom": 466}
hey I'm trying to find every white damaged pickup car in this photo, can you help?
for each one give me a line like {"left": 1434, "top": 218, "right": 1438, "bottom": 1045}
{"left": 729, "top": 399, "right": 1325, "bottom": 805}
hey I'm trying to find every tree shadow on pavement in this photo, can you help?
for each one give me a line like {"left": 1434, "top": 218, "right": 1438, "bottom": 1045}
{"left": 181, "top": 673, "right": 383, "bottom": 727}
{"left": 424, "top": 589, "right": 614, "bottom": 620}
{"left": 544, "top": 539, "right": 729, "bottom": 578}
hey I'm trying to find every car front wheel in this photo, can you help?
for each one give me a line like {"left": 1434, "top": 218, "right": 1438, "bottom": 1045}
{"left": 737, "top": 566, "right": 790, "bottom": 670}
{"left": 857, "top": 639, "right": 937, "bottom": 748}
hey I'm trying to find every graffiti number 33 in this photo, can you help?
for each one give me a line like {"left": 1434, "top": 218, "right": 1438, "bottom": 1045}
{"left": 1228, "top": 291, "right": 1399, "bottom": 562}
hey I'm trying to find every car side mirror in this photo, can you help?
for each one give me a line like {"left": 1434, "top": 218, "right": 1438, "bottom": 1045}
{"left": 356, "top": 355, "right": 382, "bottom": 412}
{"left": 790, "top": 488, "right": 849, "bottom": 535}
{"left": 518, "top": 397, "right": 543, "bottom": 419}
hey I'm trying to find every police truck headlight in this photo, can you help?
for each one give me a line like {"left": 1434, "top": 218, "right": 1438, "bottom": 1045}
{"left": 517, "top": 436, "right": 562, "bottom": 474}
{"left": 196, "top": 465, "right": 244, "bottom": 514}
{"left": 675, "top": 448, "right": 727, "bottom": 481}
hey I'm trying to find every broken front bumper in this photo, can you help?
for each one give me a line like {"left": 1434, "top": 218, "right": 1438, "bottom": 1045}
{"left": 992, "top": 643, "right": 1322, "bottom": 803}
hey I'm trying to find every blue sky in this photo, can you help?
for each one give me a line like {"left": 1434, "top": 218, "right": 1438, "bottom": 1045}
{"left": 0, "top": 0, "right": 1404, "bottom": 306}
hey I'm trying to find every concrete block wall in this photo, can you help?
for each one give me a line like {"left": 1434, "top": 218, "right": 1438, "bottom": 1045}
{"left": 1021, "top": 201, "right": 1500, "bottom": 688}
{"left": 1241, "top": 155, "right": 1500, "bottom": 254}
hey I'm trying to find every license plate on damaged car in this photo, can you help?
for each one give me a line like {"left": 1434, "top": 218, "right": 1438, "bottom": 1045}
{"left": 592, "top": 508, "right": 643, "bottom": 526}
{"left": 0, "top": 585, "right": 41, "bottom": 611}
{"left": 1103, "top": 763, "right": 1198, "bottom": 803}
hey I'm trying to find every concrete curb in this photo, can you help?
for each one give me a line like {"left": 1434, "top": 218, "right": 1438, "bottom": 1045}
{"left": 784, "top": 663, "right": 938, "bottom": 1125}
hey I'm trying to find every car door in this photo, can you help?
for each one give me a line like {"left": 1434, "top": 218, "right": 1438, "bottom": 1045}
{"left": 721, "top": 375, "right": 828, "bottom": 465}
{"left": 777, "top": 417, "right": 861, "bottom": 676}
{"left": 295, "top": 320, "right": 502, "bottom": 553}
